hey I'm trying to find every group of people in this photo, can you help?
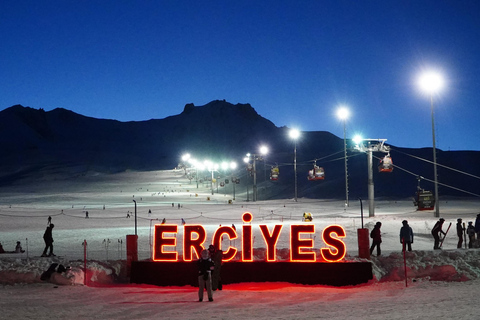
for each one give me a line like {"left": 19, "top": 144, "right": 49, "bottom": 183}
{"left": 369, "top": 220, "right": 414, "bottom": 256}
{"left": 197, "top": 244, "right": 223, "bottom": 302}
{"left": 0, "top": 241, "right": 25, "bottom": 254}
{"left": 369, "top": 214, "right": 480, "bottom": 256}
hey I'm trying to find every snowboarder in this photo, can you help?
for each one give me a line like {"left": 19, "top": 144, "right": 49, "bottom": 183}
{"left": 467, "top": 221, "right": 476, "bottom": 248}
{"left": 208, "top": 244, "right": 223, "bottom": 291}
{"left": 197, "top": 249, "right": 214, "bottom": 302}
{"left": 369, "top": 222, "right": 382, "bottom": 256}
{"left": 400, "top": 220, "right": 414, "bottom": 252}
{"left": 456, "top": 218, "right": 465, "bottom": 249}
{"left": 15, "top": 241, "right": 25, "bottom": 253}
{"left": 41, "top": 224, "right": 55, "bottom": 257}
{"left": 432, "top": 218, "right": 446, "bottom": 250}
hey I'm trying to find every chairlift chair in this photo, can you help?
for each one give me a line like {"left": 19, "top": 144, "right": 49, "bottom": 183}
{"left": 378, "top": 154, "right": 394, "bottom": 172}
{"left": 270, "top": 166, "right": 279, "bottom": 181}
{"left": 307, "top": 165, "right": 325, "bottom": 181}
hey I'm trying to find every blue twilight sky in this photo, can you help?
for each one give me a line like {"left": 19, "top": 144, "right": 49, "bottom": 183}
{"left": 1, "top": 1, "right": 479, "bottom": 151}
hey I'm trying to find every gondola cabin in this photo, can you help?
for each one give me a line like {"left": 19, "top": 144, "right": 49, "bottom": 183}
{"left": 378, "top": 155, "right": 393, "bottom": 172}
{"left": 270, "top": 166, "right": 279, "bottom": 181}
{"left": 246, "top": 163, "right": 253, "bottom": 176}
{"left": 414, "top": 190, "right": 435, "bottom": 210}
{"left": 307, "top": 166, "right": 325, "bottom": 181}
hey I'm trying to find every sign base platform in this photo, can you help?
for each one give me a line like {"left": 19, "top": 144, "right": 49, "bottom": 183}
{"left": 131, "top": 260, "right": 373, "bottom": 287}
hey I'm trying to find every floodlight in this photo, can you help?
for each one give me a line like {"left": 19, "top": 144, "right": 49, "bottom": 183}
{"left": 289, "top": 129, "right": 300, "bottom": 140}
{"left": 336, "top": 107, "right": 349, "bottom": 120}
{"left": 418, "top": 71, "right": 444, "bottom": 94}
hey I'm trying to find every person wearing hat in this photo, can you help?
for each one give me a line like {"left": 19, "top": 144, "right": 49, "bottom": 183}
{"left": 197, "top": 249, "right": 214, "bottom": 302}
{"left": 400, "top": 220, "right": 414, "bottom": 252}
{"left": 431, "top": 218, "right": 446, "bottom": 250}
{"left": 369, "top": 222, "right": 382, "bottom": 256}
{"left": 456, "top": 218, "right": 465, "bottom": 249}
{"left": 467, "top": 221, "right": 476, "bottom": 248}
{"left": 41, "top": 223, "right": 55, "bottom": 257}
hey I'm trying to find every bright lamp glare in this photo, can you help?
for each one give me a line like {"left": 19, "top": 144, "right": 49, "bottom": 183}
{"left": 337, "top": 107, "right": 349, "bottom": 120}
{"left": 289, "top": 129, "right": 300, "bottom": 140}
{"left": 230, "top": 162, "right": 237, "bottom": 170}
{"left": 181, "top": 153, "right": 191, "bottom": 162}
{"left": 418, "top": 71, "right": 444, "bottom": 94}
{"left": 243, "top": 157, "right": 249, "bottom": 163}
{"left": 259, "top": 145, "right": 268, "bottom": 155}
{"left": 353, "top": 135, "right": 363, "bottom": 145}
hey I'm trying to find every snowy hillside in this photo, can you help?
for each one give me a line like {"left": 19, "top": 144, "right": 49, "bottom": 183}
{"left": 1, "top": 169, "right": 480, "bottom": 319}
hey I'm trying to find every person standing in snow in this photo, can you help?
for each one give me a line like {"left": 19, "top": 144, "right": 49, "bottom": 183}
{"left": 474, "top": 214, "right": 480, "bottom": 240}
{"left": 431, "top": 218, "right": 446, "bottom": 250}
{"left": 369, "top": 222, "right": 382, "bottom": 256}
{"left": 15, "top": 241, "right": 25, "bottom": 253}
{"left": 208, "top": 244, "right": 223, "bottom": 291}
{"left": 467, "top": 221, "right": 476, "bottom": 248}
{"left": 197, "top": 249, "right": 214, "bottom": 302}
{"left": 400, "top": 220, "right": 414, "bottom": 252}
{"left": 41, "top": 224, "right": 55, "bottom": 257}
{"left": 456, "top": 218, "right": 465, "bottom": 249}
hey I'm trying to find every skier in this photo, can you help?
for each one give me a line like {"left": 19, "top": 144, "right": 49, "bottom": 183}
{"left": 399, "top": 220, "right": 414, "bottom": 252}
{"left": 432, "top": 218, "right": 446, "bottom": 250}
{"left": 197, "top": 249, "right": 214, "bottom": 302}
{"left": 467, "top": 221, "right": 476, "bottom": 248}
{"left": 369, "top": 222, "right": 382, "bottom": 256}
{"left": 456, "top": 218, "right": 465, "bottom": 249}
{"left": 41, "top": 224, "right": 55, "bottom": 257}
{"left": 47, "top": 216, "right": 52, "bottom": 225}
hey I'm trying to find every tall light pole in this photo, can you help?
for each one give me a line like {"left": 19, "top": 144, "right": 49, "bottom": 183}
{"left": 244, "top": 147, "right": 268, "bottom": 202}
{"left": 418, "top": 71, "right": 445, "bottom": 218}
{"left": 337, "top": 107, "right": 350, "bottom": 207}
{"left": 289, "top": 129, "right": 300, "bottom": 202}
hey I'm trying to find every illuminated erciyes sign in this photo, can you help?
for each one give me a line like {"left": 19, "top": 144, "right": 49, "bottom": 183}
{"left": 153, "top": 212, "right": 346, "bottom": 263}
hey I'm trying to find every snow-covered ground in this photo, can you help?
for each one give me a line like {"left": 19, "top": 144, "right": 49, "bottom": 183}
{"left": 1, "top": 169, "right": 480, "bottom": 319}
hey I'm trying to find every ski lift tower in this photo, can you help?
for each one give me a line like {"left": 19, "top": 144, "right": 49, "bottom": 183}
{"left": 353, "top": 137, "right": 390, "bottom": 217}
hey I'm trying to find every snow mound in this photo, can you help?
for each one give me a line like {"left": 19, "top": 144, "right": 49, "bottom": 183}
{"left": 370, "top": 249, "right": 480, "bottom": 282}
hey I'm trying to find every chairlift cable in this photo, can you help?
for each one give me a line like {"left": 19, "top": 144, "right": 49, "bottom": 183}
{"left": 391, "top": 149, "right": 480, "bottom": 180}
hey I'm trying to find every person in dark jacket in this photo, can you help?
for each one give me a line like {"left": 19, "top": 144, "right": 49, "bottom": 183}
{"left": 399, "top": 220, "right": 414, "bottom": 252}
{"left": 467, "top": 221, "right": 476, "bottom": 248}
{"left": 41, "top": 224, "right": 55, "bottom": 257}
{"left": 431, "top": 218, "right": 446, "bottom": 250}
{"left": 474, "top": 214, "right": 480, "bottom": 240}
{"left": 197, "top": 249, "right": 214, "bottom": 302}
{"left": 208, "top": 244, "right": 223, "bottom": 291}
{"left": 456, "top": 218, "right": 465, "bottom": 249}
{"left": 369, "top": 222, "right": 382, "bottom": 256}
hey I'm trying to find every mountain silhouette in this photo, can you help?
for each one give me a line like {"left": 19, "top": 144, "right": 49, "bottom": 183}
{"left": 0, "top": 100, "right": 478, "bottom": 200}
